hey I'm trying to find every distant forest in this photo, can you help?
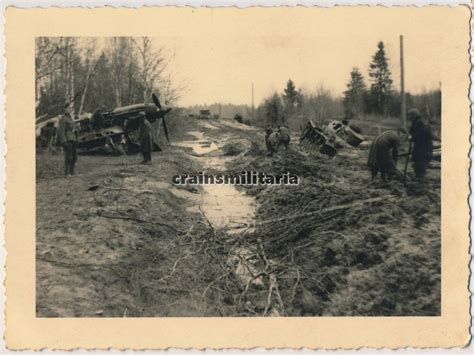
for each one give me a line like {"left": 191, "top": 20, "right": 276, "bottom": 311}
{"left": 36, "top": 38, "right": 440, "bottom": 131}
{"left": 188, "top": 41, "right": 441, "bottom": 131}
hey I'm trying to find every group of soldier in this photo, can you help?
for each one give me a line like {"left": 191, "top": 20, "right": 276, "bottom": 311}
{"left": 39, "top": 103, "right": 155, "bottom": 177}
{"left": 265, "top": 124, "right": 291, "bottom": 156}
{"left": 367, "top": 108, "right": 433, "bottom": 183}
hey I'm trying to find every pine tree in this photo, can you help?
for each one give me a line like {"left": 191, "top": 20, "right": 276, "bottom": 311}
{"left": 283, "top": 79, "right": 299, "bottom": 108}
{"left": 283, "top": 79, "right": 302, "bottom": 125}
{"left": 264, "top": 93, "right": 284, "bottom": 126}
{"left": 368, "top": 41, "right": 393, "bottom": 115}
{"left": 343, "top": 67, "right": 366, "bottom": 119}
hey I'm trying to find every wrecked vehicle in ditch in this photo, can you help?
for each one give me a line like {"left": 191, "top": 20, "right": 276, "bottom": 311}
{"left": 300, "top": 119, "right": 365, "bottom": 157}
{"left": 36, "top": 94, "right": 172, "bottom": 154}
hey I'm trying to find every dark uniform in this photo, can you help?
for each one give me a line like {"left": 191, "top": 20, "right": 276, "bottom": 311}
{"left": 367, "top": 131, "right": 400, "bottom": 182}
{"left": 139, "top": 115, "right": 154, "bottom": 163}
{"left": 409, "top": 110, "right": 433, "bottom": 179}
{"left": 57, "top": 112, "right": 77, "bottom": 176}
{"left": 266, "top": 132, "right": 280, "bottom": 156}
{"left": 278, "top": 125, "right": 291, "bottom": 150}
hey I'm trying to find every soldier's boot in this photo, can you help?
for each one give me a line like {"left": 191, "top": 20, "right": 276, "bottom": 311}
{"left": 69, "top": 164, "right": 75, "bottom": 176}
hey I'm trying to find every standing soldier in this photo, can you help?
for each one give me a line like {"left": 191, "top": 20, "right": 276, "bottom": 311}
{"left": 278, "top": 124, "right": 291, "bottom": 150}
{"left": 367, "top": 128, "right": 406, "bottom": 182}
{"left": 408, "top": 108, "right": 433, "bottom": 181}
{"left": 138, "top": 112, "right": 153, "bottom": 164}
{"left": 57, "top": 102, "right": 78, "bottom": 176}
{"left": 266, "top": 130, "right": 281, "bottom": 157}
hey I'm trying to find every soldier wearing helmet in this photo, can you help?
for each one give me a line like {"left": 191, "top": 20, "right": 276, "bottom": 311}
{"left": 408, "top": 108, "right": 433, "bottom": 181}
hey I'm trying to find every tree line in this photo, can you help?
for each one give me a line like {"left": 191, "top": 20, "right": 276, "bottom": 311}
{"left": 37, "top": 38, "right": 441, "bottom": 129}
{"left": 35, "top": 37, "right": 183, "bottom": 119}
{"left": 245, "top": 41, "right": 441, "bottom": 129}
{"left": 343, "top": 41, "right": 441, "bottom": 120}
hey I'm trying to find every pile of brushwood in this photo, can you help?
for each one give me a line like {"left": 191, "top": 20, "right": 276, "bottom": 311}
{"left": 89, "top": 144, "right": 440, "bottom": 317}
{"left": 217, "top": 147, "right": 441, "bottom": 316}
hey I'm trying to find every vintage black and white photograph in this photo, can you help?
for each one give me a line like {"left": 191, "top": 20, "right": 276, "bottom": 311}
{"left": 35, "top": 26, "right": 442, "bottom": 317}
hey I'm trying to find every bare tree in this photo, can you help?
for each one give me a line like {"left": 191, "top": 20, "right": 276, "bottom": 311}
{"left": 131, "top": 37, "right": 167, "bottom": 102}
{"left": 62, "top": 37, "right": 77, "bottom": 107}
{"left": 35, "top": 37, "right": 78, "bottom": 115}
{"left": 107, "top": 38, "right": 135, "bottom": 107}
{"left": 77, "top": 38, "right": 101, "bottom": 115}
{"left": 314, "top": 84, "right": 333, "bottom": 124}
{"left": 159, "top": 74, "right": 188, "bottom": 105}
{"left": 35, "top": 36, "right": 183, "bottom": 117}
{"left": 35, "top": 38, "right": 63, "bottom": 110}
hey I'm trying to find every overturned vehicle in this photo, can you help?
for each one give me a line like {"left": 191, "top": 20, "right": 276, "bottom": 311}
{"left": 36, "top": 94, "right": 171, "bottom": 155}
{"left": 300, "top": 119, "right": 365, "bottom": 157}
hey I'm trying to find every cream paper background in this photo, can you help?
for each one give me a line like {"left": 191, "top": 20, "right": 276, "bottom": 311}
{"left": 4, "top": 6, "right": 471, "bottom": 349}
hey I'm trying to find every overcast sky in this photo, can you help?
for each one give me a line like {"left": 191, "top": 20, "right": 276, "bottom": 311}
{"left": 93, "top": 7, "right": 450, "bottom": 107}
{"left": 166, "top": 33, "right": 442, "bottom": 107}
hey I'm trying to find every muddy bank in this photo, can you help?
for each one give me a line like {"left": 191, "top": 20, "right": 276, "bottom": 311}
{"left": 37, "top": 148, "right": 210, "bottom": 316}
{"left": 227, "top": 145, "right": 441, "bottom": 316}
{"left": 36, "top": 117, "right": 263, "bottom": 317}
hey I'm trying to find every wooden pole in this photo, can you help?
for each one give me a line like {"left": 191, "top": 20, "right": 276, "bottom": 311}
{"left": 400, "top": 35, "right": 406, "bottom": 129}
{"left": 252, "top": 82, "right": 255, "bottom": 121}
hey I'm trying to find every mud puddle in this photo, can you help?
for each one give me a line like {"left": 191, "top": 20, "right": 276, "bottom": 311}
{"left": 175, "top": 126, "right": 284, "bottom": 315}
{"left": 173, "top": 130, "right": 256, "bottom": 233}
{"left": 173, "top": 131, "right": 219, "bottom": 155}
{"left": 188, "top": 182, "right": 256, "bottom": 233}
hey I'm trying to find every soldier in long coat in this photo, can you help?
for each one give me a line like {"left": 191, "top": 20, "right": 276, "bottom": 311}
{"left": 266, "top": 131, "right": 280, "bottom": 157}
{"left": 278, "top": 124, "right": 291, "bottom": 150}
{"left": 408, "top": 109, "right": 433, "bottom": 180}
{"left": 57, "top": 102, "right": 77, "bottom": 176}
{"left": 138, "top": 113, "right": 154, "bottom": 164}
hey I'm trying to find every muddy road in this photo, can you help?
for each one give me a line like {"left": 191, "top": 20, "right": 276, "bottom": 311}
{"left": 36, "top": 117, "right": 440, "bottom": 317}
